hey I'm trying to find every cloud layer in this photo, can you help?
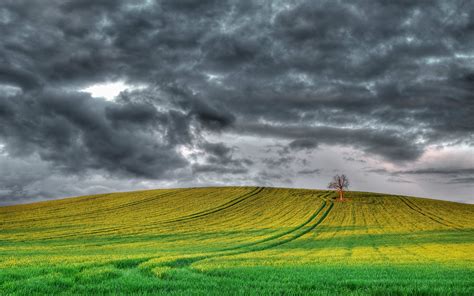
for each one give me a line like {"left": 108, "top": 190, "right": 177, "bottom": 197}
{"left": 0, "top": 0, "right": 473, "bottom": 204}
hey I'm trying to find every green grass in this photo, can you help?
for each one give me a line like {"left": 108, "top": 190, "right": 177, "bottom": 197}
{"left": 0, "top": 187, "right": 473, "bottom": 295}
{"left": 2, "top": 264, "right": 472, "bottom": 295}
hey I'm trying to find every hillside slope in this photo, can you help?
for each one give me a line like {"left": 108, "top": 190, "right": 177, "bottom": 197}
{"left": 1, "top": 187, "right": 473, "bottom": 295}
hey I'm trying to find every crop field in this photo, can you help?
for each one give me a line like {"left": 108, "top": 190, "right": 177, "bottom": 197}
{"left": 0, "top": 187, "right": 473, "bottom": 295}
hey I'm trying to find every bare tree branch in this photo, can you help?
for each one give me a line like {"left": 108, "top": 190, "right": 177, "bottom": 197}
{"left": 328, "top": 174, "right": 349, "bottom": 200}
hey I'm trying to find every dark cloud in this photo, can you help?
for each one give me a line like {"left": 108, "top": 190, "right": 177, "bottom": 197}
{"left": 0, "top": 88, "right": 188, "bottom": 178}
{"left": 370, "top": 167, "right": 474, "bottom": 176}
{"left": 387, "top": 178, "right": 414, "bottom": 184}
{"left": 192, "top": 164, "right": 247, "bottom": 175}
{"left": 193, "top": 141, "right": 253, "bottom": 176}
{"left": 237, "top": 124, "right": 424, "bottom": 162}
{"left": 0, "top": 0, "right": 473, "bottom": 203}
{"left": 289, "top": 139, "right": 318, "bottom": 151}
{"left": 447, "top": 177, "right": 474, "bottom": 184}
{"left": 297, "top": 169, "right": 321, "bottom": 175}
{"left": 255, "top": 170, "right": 293, "bottom": 186}
{"left": 343, "top": 156, "right": 366, "bottom": 163}
{"left": 396, "top": 168, "right": 474, "bottom": 175}
{"left": 397, "top": 167, "right": 474, "bottom": 186}
{"left": 0, "top": 67, "right": 40, "bottom": 90}
{"left": 367, "top": 166, "right": 474, "bottom": 186}
{"left": 262, "top": 156, "right": 295, "bottom": 169}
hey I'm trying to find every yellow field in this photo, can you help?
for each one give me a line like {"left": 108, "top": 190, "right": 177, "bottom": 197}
{"left": 0, "top": 187, "right": 473, "bottom": 295}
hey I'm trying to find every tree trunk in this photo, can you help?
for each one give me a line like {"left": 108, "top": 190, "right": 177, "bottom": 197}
{"left": 339, "top": 190, "right": 344, "bottom": 201}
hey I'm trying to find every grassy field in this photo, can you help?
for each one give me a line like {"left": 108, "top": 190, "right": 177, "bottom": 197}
{"left": 0, "top": 187, "right": 473, "bottom": 295}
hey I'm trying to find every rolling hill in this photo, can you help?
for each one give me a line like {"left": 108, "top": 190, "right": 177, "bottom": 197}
{"left": 1, "top": 187, "right": 473, "bottom": 295}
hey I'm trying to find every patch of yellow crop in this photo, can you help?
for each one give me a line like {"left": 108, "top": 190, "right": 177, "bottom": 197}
{"left": 0, "top": 187, "right": 473, "bottom": 274}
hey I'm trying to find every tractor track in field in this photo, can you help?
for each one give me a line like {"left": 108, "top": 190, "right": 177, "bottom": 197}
{"left": 10, "top": 190, "right": 186, "bottom": 241}
{"left": 160, "top": 189, "right": 272, "bottom": 229}
{"left": 65, "top": 188, "right": 264, "bottom": 238}
{"left": 362, "top": 204, "right": 390, "bottom": 262}
{"left": 9, "top": 190, "right": 184, "bottom": 225}
{"left": 222, "top": 195, "right": 328, "bottom": 251}
{"left": 377, "top": 198, "right": 453, "bottom": 261}
{"left": 24, "top": 188, "right": 270, "bottom": 242}
{"left": 236, "top": 201, "right": 334, "bottom": 253}
{"left": 147, "top": 198, "right": 334, "bottom": 273}
{"left": 397, "top": 196, "right": 463, "bottom": 230}
{"left": 178, "top": 191, "right": 329, "bottom": 240}
{"left": 140, "top": 188, "right": 264, "bottom": 227}
{"left": 159, "top": 187, "right": 265, "bottom": 224}
{"left": 16, "top": 189, "right": 261, "bottom": 241}
{"left": 402, "top": 197, "right": 463, "bottom": 229}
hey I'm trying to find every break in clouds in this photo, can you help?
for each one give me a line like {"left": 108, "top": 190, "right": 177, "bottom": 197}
{"left": 0, "top": 0, "right": 473, "bottom": 204}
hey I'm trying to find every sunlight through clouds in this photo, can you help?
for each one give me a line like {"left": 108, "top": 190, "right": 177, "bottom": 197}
{"left": 81, "top": 81, "right": 146, "bottom": 101}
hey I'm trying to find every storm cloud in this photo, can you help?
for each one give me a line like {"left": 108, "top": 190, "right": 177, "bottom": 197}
{"left": 0, "top": 0, "right": 473, "bottom": 204}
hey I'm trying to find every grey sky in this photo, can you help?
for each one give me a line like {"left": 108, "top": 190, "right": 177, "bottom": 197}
{"left": 0, "top": 0, "right": 473, "bottom": 205}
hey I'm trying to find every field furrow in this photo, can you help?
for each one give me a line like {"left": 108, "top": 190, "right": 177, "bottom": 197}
{"left": 160, "top": 187, "right": 264, "bottom": 224}
{"left": 398, "top": 196, "right": 462, "bottom": 230}
{"left": 1, "top": 187, "right": 473, "bottom": 295}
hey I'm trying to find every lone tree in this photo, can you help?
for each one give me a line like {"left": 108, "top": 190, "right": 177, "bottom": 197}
{"left": 328, "top": 174, "right": 349, "bottom": 201}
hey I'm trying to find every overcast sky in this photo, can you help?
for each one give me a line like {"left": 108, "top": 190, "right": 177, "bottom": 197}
{"left": 0, "top": 0, "right": 473, "bottom": 205}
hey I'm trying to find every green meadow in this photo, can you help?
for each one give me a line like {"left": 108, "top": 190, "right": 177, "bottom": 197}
{"left": 1, "top": 187, "right": 473, "bottom": 295}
